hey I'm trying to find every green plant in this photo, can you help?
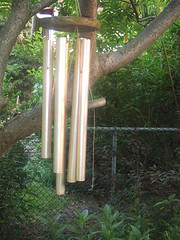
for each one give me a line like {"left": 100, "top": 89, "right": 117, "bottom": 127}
{"left": 154, "top": 193, "right": 179, "bottom": 208}
{"left": 151, "top": 194, "right": 180, "bottom": 239}
{"left": 92, "top": 204, "right": 125, "bottom": 240}
{"left": 37, "top": 214, "right": 66, "bottom": 240}
{"left": 16, "top": 182, "right": 69, "bottom": 220}
{"left": 0, "top": 142, "right": 29, "bottom": 239}
{"left": 1, "top": 29, "right": 43, "bottom": 124}
{"left": 93, "top": 20, "right": 180, "bottom": 127}
{"left": 66, "top": 209, "right": 94, "bottom": 240}
{"left": 125, "top": 199, "right": 152, "bottom": 240}
{"left": 128, "top": 225, "right": 151, "bottom": 240}
{"left": 24, "top": 158, "right": 54, "bottom": 187}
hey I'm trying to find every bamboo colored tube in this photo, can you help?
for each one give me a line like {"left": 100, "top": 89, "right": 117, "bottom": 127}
{"left": 56, "top": 173, "right": 65, "bottom": 195}
{"left": 41, "top": 38, "right": 53, "bottom": 159}
{"left": 53, "top": 37, "right": 68, "bottom": 174}
{"left": 67, "top": 38, "right": 81, "bottom": 183}
{"left": 76, "top": 38, "right": 91, "bottom": 181}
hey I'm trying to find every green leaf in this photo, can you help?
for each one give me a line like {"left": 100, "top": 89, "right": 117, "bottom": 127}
{"left": 154, "top": 200, "right": 169, "bottom": 207}
{"left": 54, "top": 214, "right": 61, "bottom": 222}
{"left": 168, "top": 194, "right": 176, "bottom": 202}
{"left": 112, "top": 221, "right": 123, "bottom": 229}
{"left": 55, "top": 226, "right": 66, "bottom": 238}
{"left": 130, "top": 225, "right": 142, "bottom": 237}
{"left": 104, "top": 204, "right": 111, "bottom": 213}
{"left": 81, "top": 209, "right": 89, "bottom": 220}
{"left": 36, "top": 216, "right": 49, "bottom": 225}
{"left": 66, "top": 225, "right": 79, "bottom": 234}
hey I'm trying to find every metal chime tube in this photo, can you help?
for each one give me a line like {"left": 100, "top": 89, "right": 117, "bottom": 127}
{"left": 76, "top": 38, "right": 91, "bottom": 181}
{"left": 41, "top": 35, "right": 53, "bottom": 159}
{"left": 67, "top": 38, "right": 81, "bottom": 183}
{"left": 56, "top": 173, "right": 65, "bottom": 195}
{"left": 54, "top": 37, "right": 68, "bottom": 176}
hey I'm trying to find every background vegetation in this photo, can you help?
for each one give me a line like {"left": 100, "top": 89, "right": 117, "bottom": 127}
{"left": 0, "top": 0, "right": 179, "bottom": 239}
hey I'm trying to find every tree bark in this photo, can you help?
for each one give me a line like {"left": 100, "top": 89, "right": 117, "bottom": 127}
{"left": 0, "top": 0, "right": 57, "bottom": 112}
{"left": 98, "top": 0, "right": 180, "bottom": 77}
{"left": 0, "top": 0, "right": 180, "bottom": 157}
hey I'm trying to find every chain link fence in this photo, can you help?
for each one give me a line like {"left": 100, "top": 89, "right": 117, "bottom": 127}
{"left": 0, "top": 127, "right": 179, "bottom": 239}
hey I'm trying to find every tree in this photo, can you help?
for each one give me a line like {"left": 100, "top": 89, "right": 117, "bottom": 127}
{"left": 0, "top": 0, "right": 180, "bottom": 157}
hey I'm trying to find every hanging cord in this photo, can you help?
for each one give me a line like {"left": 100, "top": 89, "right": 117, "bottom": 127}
{"left": 161, "top": 36, "right": 179, "bottom": 111}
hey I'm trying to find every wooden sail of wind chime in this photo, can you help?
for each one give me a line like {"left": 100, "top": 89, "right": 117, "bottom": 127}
{"left": 40, "top": 14, "right": 105, "bottom": 195}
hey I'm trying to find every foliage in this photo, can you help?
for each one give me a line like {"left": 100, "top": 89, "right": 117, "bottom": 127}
{"left": 16, "top": 182, "right": 68, "bottom": 219}
{"left": 53, "top": 0, "right": 77, "bottom": 17}
{"left": 36, "top": 214, "right": 67, "bottom": 240}
{"left": 0, "top": 138, "right": 68, "bottom": 239}
{"left": 1, "top": 0, "right": 179, "bottom": 129}
{"left": 90, "top": 1, "right": 180, "bottom": 127}
{"left": 0, "top": 1, "right": 179, "bottom": 239}
{"left": 0, "top": 1, "right": 11, "bottom": 23}
{"left": 1, "top": 29, "right": 43, "bottom": 125}
{"left": 65, "top": 209, "right": 94, "bottom": 239}
{"left": 22, "top": 135, "right": 55, "bottom": 187}
{"left": 37, "top": 196, "right": 179, "bottom": 240}
{"left": 151, "top": 194, "right": 180, "bottom": 239}
{"left": 97, "top": 0, "right": 171, "bottom": 52}
{"left": 92, "top": 22, "right": 180, "bottom": 127}
{"left": 91, "top": 204, "right": 125, "bottom": 239}
{"left": 0, "top": 132, "right": 179, "bottom": 239}
{"left": 0, "top": 180, "right": 69, "bottom": 240}
{"left": 0, "top": 142, "right": 29, "bottom": 238}
{"left": 24, "top": 158, "right": 54, "bottom": 186}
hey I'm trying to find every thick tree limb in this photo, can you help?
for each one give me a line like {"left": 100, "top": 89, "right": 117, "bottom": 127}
{"left": 0, "top": 96, "right": 106, "bottom": 156}
{"left": 0, "top": 0, "right": 180, "bottom": 157}
{"left": 0, "top": 0, "right": 57, "bottom": 112}
{"left": 0, "top": 0, "right": 31, "bottom": 106}
{"left": 98, "top": 0, "right": 180, "bottom": 77}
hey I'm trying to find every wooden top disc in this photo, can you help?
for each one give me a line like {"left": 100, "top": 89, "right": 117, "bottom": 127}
{"left": 39, "top": 16, "right": 100, "bottom": 33}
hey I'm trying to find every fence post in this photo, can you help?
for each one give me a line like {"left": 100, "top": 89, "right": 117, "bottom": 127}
{"left": 111, "top": 127, "right": 117, "bottom": 202}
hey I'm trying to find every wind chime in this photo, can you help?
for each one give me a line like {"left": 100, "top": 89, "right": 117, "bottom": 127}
{"left": 40, "top": 14, "right": 104, "bottom": 195}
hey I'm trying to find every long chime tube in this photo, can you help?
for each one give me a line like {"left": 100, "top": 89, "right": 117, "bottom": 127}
{"left": 67, "top": 38, "right": 81, "bottom": 183}
{"left": 56, "top": 173, "right": 65, "bottom": 195}
{"left": 76, "top": 38, "right": 91, "bottom": 181}
{"left": 41, "top": 37, "right": 53, "bottom": 159}
{"left": 54, "top": 37, "right": 68, "bottom": 174}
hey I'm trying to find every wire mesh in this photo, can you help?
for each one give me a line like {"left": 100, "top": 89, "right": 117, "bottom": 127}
{"left": 0, "top": 127, "right": 179, "bottom": 239}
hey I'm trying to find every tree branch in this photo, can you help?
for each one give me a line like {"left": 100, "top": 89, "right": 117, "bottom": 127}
{"left": 80, "top": 0, "right": 97, "bottom": 19}
{"left": 130, "top": 0, "right": 139, "bottom": 22}
{"left": 0, "top": 0, "right": 31, "bottom": 108}
{"left": 98, "top": 0, "right": 180, "bottom": 77}
{"left": 138, "top": 16, "right": 156, "bottom": 22}
{"left": 0, "top": 0, "right": 58, "bottom": 112}
{"left": 129, "top": 0, "right": 156, "bottom": 25}
{"left": 0, "top": 0, "right": 180, "bottom": 157}
{"left": 31, "top": 0, "right": 57, "bottom": 16}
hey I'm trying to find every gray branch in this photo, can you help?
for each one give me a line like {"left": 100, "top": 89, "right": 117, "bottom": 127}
{"left": 98, "top": 0, "right": 180, "bottom": 77}
{"left": 31, "top": 0, "right": 57, "bottom": 16}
